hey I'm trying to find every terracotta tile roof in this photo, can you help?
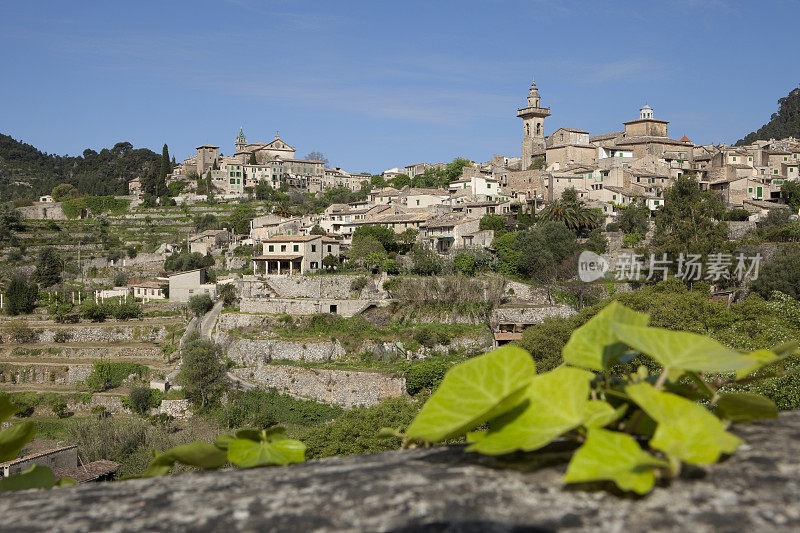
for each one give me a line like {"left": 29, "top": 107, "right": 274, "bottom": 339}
{"left": 0, "top": 446, "right": 76, "bottom": 468}
{"left": 52, "top": 460, "right": 119, "bottom": 483}
{"left": 253, "top": 254, "right": 305, "bottom": 261}
{"left": 263, "top": 235, "right": 322, "bottom": 243}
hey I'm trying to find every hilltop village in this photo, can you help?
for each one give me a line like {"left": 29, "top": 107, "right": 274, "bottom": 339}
{"left": 2, "top": 80, "right": 800, "bottom": 481}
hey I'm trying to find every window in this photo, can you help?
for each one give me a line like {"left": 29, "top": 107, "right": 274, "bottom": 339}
{"left": 327, "top": 245, "right": 331, "bottom": 252}
{"left": 281, "top": 245, "right": 286, "bottom": 252}
{"left": 293, "top": 245, "right": 299, "bottom": 252}
{"left": 311, "top": 244, "right": 316, "bottom": 252}
{"left": 733, "top": 156, "right": 737, "bottom": 162}
{"left": 774, "top": 169, "right": 779, "bottom": 174}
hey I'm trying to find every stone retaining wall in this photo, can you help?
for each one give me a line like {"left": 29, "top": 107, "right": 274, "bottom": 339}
{"left": 0, "top": 345, "right": 161, "bottom": 360}
{"left": 231, "top": 365, "right": 405, "bottom": 407}
{"left": 0, "top": 364, "right": 92, "bottom": 385}
{"left": 227, "top": 339, "right": 346, "bottom": 366}
{"left": 239, "top": 297, "right": 377, "bottom": 317}
{"left": 67, "top": 395, "right": 127, "bottom": 414}
{"left": 492, "top": 304, "right": 576, "bottom": 325}
{"left": 151, "top": 399, "right": 192, "bottom": 419}
{"left": 262, "top": 275, "right": 387, "bottom": 299}
{"left": 0, "top": 323, "right": 172, "bottom": 344}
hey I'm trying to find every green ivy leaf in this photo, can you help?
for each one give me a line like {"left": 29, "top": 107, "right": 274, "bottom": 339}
{"left": 467, "top": 367, "right": 594, "bottom": 455}
{"left": 612, "top": 323, "right": 770, "bottom": 374}
{"left": 714, "top": 392, "right": 778, "bottom": 423}
{"left": 142, "top": 441, "right": 228, "bottom": 477}
{"left": 214, "top": 434, "right": 235, "bottom": 451}
{"left": 405, "top": 345, "right": 535, "bottom": 443}
{"left": 626, "top": 383, "right": 742, "bottom": 464}
{"left": 583, "top": 401, "right": 627, "bottom": 428}
{"left": 0, "top": 421, "right": 35, "bottom": 462}
{"left": 563, "top": 302, "right": 649, "bottom": 371}
{"left": 734, "top": 349, "right": 787, "bottom": 380}
{"left": 563, "top": 428, "right": 667, "bottom": 495}
{"left": 227, "top": 437, "right": 306, "bottom": 468}
{"left": 0, "top": 464, "right": 57, "bottom": 492}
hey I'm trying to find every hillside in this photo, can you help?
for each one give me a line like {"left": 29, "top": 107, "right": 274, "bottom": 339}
{"left": 0, "top": 134, "right": 160, "bottom": 201}
{"left": 737, "top": 86, "right": 800, "bottom": 145}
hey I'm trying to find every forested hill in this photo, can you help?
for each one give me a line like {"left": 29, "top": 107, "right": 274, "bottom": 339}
{"left": 737, "top": 86, "right": 800, "bottom": 145}
{"left": 0, "top": 134, "right": 160, "bottom": 201}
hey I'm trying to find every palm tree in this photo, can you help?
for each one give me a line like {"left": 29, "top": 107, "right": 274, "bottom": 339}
{"left": 538, "top": 199, "right": 599, "bottom": 234}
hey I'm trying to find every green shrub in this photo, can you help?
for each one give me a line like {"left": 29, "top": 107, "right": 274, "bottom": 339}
{"left": 85, "top": 360, "right": 150, "bottom": 392}
{"left": 53, "top": 329, "right": 72, "bottom": 344}
{"left": 188, "top": 294, "right": 214, "bottom": 317}
{"left": 413, "top": 327, "right": 438, "bottom": 349}
{"left": 112, "top": 301, "right": 142, "bottom": 320}
{"left": 4, "top": 320, "right": 37, "bottom": 343}
{"left": 301, "top": 397, "right": 420, "bottom": 459}
{"left": 453, "top": 253, "right": 477, "bottom": 276}
{"left": 350, "top": 276, "right": 368, "bottom": 292}
{"left": 213, "top": 389, "right": 343, "bottom": 429}
{"left": 403, "top": 358, "right": 453, "bottom": 395}
{"left": 381, "top": 259, "right": 399, "bottom": 275}
{"left": 51, "top": 400, "right": 71, "bottom": 419}
{"left": 126, "top": 386, "right": 161, "bottom": 415}
{"left": 80, "top": 300, "right": 111, "bottom": 322}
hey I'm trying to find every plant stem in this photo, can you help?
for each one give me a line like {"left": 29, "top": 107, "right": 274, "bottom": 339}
{"left": 654, "top": 368, "right": 669, "bottom": 390}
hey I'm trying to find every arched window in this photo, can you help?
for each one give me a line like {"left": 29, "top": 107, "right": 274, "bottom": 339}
{"left": 526, "top": 123, "right": 530, "bottom": 136}
{"left": 536, "top": 123, "right": 541, "bottom": 135}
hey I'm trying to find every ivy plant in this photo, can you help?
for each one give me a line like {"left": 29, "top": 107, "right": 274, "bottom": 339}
{"left": 139, "top": 427, "right": 306, "bottom": 477}
{"left": 386, "top": 301, "right": 793, "bottom": 494}
{"left": 0, "top": 395, "right": 76, "bottom": 491}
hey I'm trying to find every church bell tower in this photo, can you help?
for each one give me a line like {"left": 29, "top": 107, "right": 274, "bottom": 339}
{"left": 235, "top": 127, "right": 247, "bottom": 153}
{"left": 517, "top": 79, "right": 550, "bottom": 168}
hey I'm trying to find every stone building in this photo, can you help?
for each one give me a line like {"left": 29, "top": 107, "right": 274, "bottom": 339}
{"left": 0, "top": 445, "right": 117, "bottom": 483}
{"left": 518, "top": 79, "right": 550, "bottom": 169}
{"left": 252, "top": 235, "right": 332, "bottom": 275}
{"left": 168, "top": 269, "right": 217, "bottom": 303}
{"left": 545, "top": 127, "right": 597, "bottom": 170}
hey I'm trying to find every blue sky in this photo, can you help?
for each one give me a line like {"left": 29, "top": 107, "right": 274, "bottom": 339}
{"left": 1, "top": 0, "right": 798, "bottom": 173}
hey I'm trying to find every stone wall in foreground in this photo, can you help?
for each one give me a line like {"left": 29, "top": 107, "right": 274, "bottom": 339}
{"left": 1, "top": 412, "right": 798, "bottom": 531}
{"left": 230, "top": 365, "right": 405, "bottom": 407}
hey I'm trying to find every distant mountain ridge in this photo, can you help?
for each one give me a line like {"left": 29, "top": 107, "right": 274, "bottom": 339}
{"left": 0, "top": 134, "right": 160, "bottom": 201}
{"left": 737, "top": 87, "right": 800, "bottom": 145}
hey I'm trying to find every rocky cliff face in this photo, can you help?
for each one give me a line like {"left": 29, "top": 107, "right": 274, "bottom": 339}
{"left": 2, "top": 412, "right": 799, "bottom": 532}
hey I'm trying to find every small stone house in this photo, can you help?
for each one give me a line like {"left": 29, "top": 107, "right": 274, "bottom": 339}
{"left": 130, "top": 280, "right": 167, "bottom": 301}
{"left": 189, "top": 229, "right": 231, "bottom": 255}
{"left": 168, "top": 269, "right": 217, "bottom": 303}
{"left": 0, "top": 445, "right": 118, "bottom": 483}
{"left": 252, "top": 234, "right": 330, "bottom": 275}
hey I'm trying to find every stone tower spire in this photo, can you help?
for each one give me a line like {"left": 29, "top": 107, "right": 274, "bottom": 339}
{"left": 517, "top": 78, "right": 550, "bottom": 168}
{"left": 235, "top": 127, "right": 247, "bottom": 153}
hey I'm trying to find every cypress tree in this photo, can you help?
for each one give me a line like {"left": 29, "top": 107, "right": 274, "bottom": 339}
{"left": 160, "top": 144, "right": 171, "bottom": 178}
{"left": 248, "top": 152, "right": 257, "bottom": 165}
